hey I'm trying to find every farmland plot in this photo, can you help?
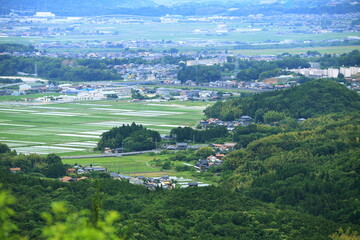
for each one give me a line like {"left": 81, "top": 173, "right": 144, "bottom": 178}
{"left": 0, "top": 100, "right": 208, "bottom": 155}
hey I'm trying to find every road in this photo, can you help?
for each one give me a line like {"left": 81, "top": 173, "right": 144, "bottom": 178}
{"left": 60, "top": 149, "right": 161, "bottom": 159}
{"left": 0, "top": 83, "right": 22, "bottom": 88}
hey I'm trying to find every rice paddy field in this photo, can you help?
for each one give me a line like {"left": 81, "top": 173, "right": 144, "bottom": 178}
{"left": 0, "top": 100, "right": 209, "bottom": 155}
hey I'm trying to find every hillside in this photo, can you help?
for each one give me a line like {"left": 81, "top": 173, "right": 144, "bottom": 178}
{"left": 204, "top": 79, "right": 360, "bottom": 120}
{"left": 222, "top": 112, "right": 360, "bottom": 225}
{"left": 0, "top": 170, "right": 357, "bottom": 240}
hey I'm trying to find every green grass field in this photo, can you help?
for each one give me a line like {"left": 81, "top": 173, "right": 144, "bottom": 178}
{"left": 62, "top": 153, "right": 199, "bottom": 178}
{"left": 62, "top": 155, "right": 166, "bottom": 173}
{"left": 0, "top": 99, "right": 209, "bottom": 155}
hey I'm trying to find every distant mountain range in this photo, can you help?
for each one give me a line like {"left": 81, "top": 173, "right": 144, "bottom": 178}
{"left": 0, "top": 0, "right": 357, "bottom": 16}
{"left": 0, "top": 0, "right": 155, "bottom": 14}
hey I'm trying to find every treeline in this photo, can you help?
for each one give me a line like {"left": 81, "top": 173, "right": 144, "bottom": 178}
{"left": 317, "top": 50, "right": 360, "bottom": 68}
{"left": 170, "top": 126, "right": 228, "bottom": 143}
{"left": 178, "top": 51, "right": 360, "bottom": 84}
{"left": 0, "top": 78, "right": 22, "bottom": 84}
{"left": 204, "top": 79, "right": 360, "bottom": 120}
{"left": 177, "top": 65, "right": 222, "bottom": 83}
{"left": 0, "top": 143, "right": 66, "bottom": 178}
{"left": 97, "top": 122, "right": 161, "bottom": 152}
{"left": 236, "top": 56, "right": 310, "bottom": 81}
{"left": 222, "top": 112, "right": 360, "bottom": 225}
{"left": 0, "top": 43, "right": 35, "bottom": 53}
{"left": 0, "top": 55, "right": 121, "bottom": 82}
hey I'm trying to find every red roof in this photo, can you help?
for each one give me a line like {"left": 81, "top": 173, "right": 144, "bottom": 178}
{"left": 77, "top": 177, "right": 88, "bottom": 181}
{"left": 61, "top": 176, "right": 74, "bottom": 182}
{"left": 10, "top": 167, "right": 21, "bottom": 171}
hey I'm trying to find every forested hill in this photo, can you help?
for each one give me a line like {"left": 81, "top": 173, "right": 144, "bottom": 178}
{"left": 222, "top": 112, "right": 360, "bottom": 226}
{"left": 0, "top": 170, "right": 357, "bottom": 240}
{"left": 204, "top": 79, "right": 360, "bottom": 121}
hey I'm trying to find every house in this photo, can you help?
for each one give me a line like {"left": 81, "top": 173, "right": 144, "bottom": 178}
{"left": 166, "top": 145, "right": 176, "bottom": 150}
{"left": 195, "top": 159, "right": 209, "bottom": 170}
{"left": 188, "top": 182, "right": 198, "bottom": 187}
{"left": 224, "top": 143, "right": 236, "bottom": 149}
{"left": 110, "top": 172, "right": 121, "bottom": 179}
{"left": 298, "top": 118, "right": 307, "bottom": 123}
{"left": 93, "top": 166, "right": 107, "bottom": 172}
{"left": 66, "top": 168, "right": 76, "bottom": 174}
{"left": 119, "top": 175, "right": 132, "bottom": 180}
{"left": 129, "top": 178, "right": 144, "bottom": 185}
{"left": 60, "top": 176, "right": 75, "bottom": 183}
{"left": 207, "top": 155, "right": 218, "bottom": 162}
{"left": 239, "top": 115, "right": 253, "bottom": 126}
{"left": 215, "top": 154, "right": 225, "bottom": 159}
{"left": 104, "top": 147, "right": 112, "bottom": 154}
{"left": 145, "top": 183, "right": 158, "bottom": 190}
{"left": 176, "top": 143, "right": 188, "bottom": 150}
{"left": 9, "top": 167, "right": 21, "bottom": 173}
{"left": 77, "top": 176, "right": 88, "bottom": 181}
{"left": 84, "top": 166, "right": 94, "bottom": 172}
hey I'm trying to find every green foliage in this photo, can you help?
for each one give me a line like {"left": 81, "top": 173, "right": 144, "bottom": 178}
{"left": 263, "top": 111, "right": 287, "bottom": 124}
{"left": 0, "top": 44, "right": 34, "bottom": 53}
{"left": 0, "top": 146, "right": 65, "bottom": 178}
{"left": 330, "top": 227, "right": 360, "bottom": 240}
{"left": 177, "top": 65, "right": 221, "bottom": 83}
{"left": 318, "top": 50, "right": 360, "bottom": 68}
{"left": 0, "top": 55, "right": 121, "bottom": 82}
{"left": 236, "top": 57, "right": 309, "bottom": 81}
{"left": 195, "top": 147, "right": 215, "bottom": 158}
{"left": 170, "top": 126, "right": 228, "bottom": 142}
{"left": 97, "top": 123, "right": 161, "bottom": 152}
{"left": 0, "top": 189, "right": 23, "bottom": 240}
{"left": 0, "top": 167, "right": 358, "bottom": 240}
{"left": 0, "top": 78, "right": 22, "bottom": 84}
{"left": 42, "top": 202, "right": 122, "bottom": 240}
{"left": 223, "top": 112, "right": 360, "bottom": 224}
{"left": 204, "top": 79, "right": 360, "bottom": 120}
{"left": 0, "top": 143, "right": 11, "bottom": 154}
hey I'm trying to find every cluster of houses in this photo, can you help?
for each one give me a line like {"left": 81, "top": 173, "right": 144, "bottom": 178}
{"left": 115, "top": 63, "right": 179, "bottom": 82}
{"left": 199, "top": 116, "right": 254, "bottom": 131}
{"left": 195, "top": 154, "right": 225, "bottom": 171}
{"left": 58, "top": 165, "right": 208, "bottom": 189}
{"left": 59, "top": 165, "right": 107, "bottom": 182}
{"left": 126, "top": 175, "right": 210, "bottom": 189}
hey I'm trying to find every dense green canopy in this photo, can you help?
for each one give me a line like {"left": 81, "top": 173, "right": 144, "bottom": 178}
{"left": 204, "top": 79, "right": 360, "bottom": 120}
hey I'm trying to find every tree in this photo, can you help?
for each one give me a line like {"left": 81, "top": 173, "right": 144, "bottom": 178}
{"left": 0, "top": 143, "right": 10, "bottom": 154}
{"left": 97, "top": 123, "right": 160, "bottom": 152}
{"left": 0, "top": 190, "right": 22, "bottom": 240}
{"left": 337, "top": 73, "right": 345, "bottom": 79}
{"left": 196, "top": 147, "right": 215, "bottom": 159}
{"left": 45, "top": 154, "right": 66, "bottom": 178}
{"left": 42, "top": 201, "right": 123, "bottom": 240}
{"left": 263, "top": 111, "right": 287, "bottom": 124}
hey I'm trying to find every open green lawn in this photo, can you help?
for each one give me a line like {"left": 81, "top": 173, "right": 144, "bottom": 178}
{"left": 0, "top": 99, "right": 209, "bottom": 155}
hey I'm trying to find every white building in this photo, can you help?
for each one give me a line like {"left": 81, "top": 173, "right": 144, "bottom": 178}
{"left": 35, "top": 12, "right": 55, "bottom": 17}
{"left": 327, "top": 68, "right": 340, "bottom": 78}
{"left": 340, "top": 67, "right": 352, "bottom": 77}
{"left": 186, "top": 58, "right": 226, "bottom": 66}
{"left": 19, "top": 84, "right": 31, "bottom": 91}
